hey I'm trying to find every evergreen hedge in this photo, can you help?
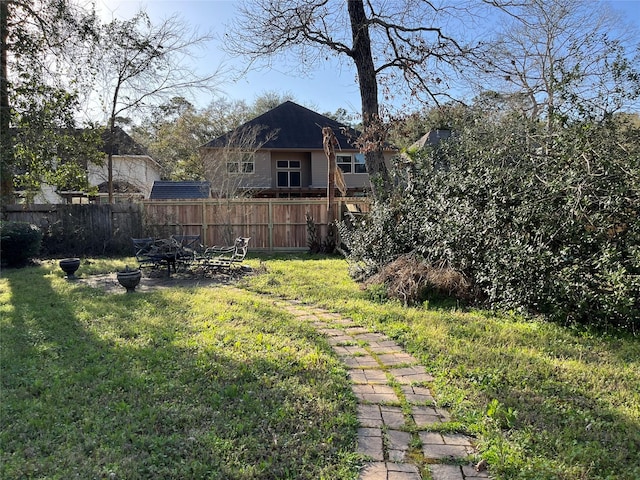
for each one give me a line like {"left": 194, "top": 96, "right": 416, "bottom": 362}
{"left": 340, "top": 115, "right": 639, "bottom": 331}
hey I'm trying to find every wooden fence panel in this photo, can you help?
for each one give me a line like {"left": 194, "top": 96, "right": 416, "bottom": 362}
{"left": 2, "top": 203, "right": 143, "bottom": 256}
{"left": 141, "top": 198, "right": 370, "bottom": 251}
{"left": 2, "top": 198, "right": 370, "bottom": 256}
{"left": 143, "top": 202, "right": 204, "bottom": 238}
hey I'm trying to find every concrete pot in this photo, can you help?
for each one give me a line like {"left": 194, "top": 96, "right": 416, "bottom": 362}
{"left": 59, "top": 258, "right": 81, "bottom": 279}
{"left": 117, "top": 267, "right": 142, "bottom": 293}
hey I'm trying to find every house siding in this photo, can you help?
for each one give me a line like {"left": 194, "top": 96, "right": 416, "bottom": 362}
{"left": 88, "top": 154, "right": 161, "bottom": 198}
{"left": 310, "top": 151, "right": 395, "bottom": 189}
{"left": 246, "top": 151, "right": 272, "bottom": 189}
{"left": 206, "top": 150, "right": 273, "bottom": 194}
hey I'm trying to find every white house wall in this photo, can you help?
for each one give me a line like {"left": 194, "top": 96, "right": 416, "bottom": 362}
{"left": 88, "top": 154, "right": 161, "bottom": 198}
{"left": 32, "top": 183, "right": 64, "bottom": 204}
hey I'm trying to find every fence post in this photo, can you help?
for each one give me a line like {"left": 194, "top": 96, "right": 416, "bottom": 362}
{"left": 268, "top": 199, "right": 273, "bottom": 251}
{"left": 201, "top": 199, "right": 208, "bottom": 247}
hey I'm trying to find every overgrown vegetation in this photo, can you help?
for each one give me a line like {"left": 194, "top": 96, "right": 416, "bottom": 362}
{"left": 339, "top": 111, "right": 640, "bottom": 331}
{"left": 362, "top": 254, "right": 470, "bottom": 306}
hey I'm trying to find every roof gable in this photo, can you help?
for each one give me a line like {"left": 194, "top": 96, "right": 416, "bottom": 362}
{"left": 103, "top": 126, "right": 148, "bottom": 155}
{"left": 150, "top": 181, "right": 211, "bottom": 199}
{"left": 410, "top": 129, "right": 452, "bottom": 149}
{"left": 203, "top": 101, "right": 360, "bottom": 150}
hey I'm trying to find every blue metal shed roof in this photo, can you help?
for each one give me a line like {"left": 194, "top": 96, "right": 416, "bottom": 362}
{"left": 150, "top": 181, "right": 211, "bottom": 199}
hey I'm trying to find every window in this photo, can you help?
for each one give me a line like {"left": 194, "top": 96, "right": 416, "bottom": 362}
{"left": 277, "top": 160, "right": 301, "bottom": 187}
{"left": 337, "top": 155, "right": 352, "bottom": 173}
{"left": 337, "top": 153, "right": 367, "bottom": 174}
{"left": 226, "top": 153, "right": 254, "bottom": 174}
{"left": 354, "top": 153, "right": 366, "bottom": 173}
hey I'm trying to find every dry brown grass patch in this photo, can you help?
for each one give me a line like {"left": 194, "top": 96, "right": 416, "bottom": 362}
{"left": 363, "top": 254, "right": 470, "bottom": 305}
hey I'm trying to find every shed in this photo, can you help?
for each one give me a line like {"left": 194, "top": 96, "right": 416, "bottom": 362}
{"left": 149, "top": 181, "right": 211, "bottom": 200}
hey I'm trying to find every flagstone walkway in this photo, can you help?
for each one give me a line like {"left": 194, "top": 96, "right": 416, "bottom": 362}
{"left": 275, "top": 299, "right": 490, "bottom": 480}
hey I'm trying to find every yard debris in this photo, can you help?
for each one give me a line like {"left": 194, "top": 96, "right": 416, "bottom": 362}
{"left": 363, "top": 254, "right": 470, "bottom": 306}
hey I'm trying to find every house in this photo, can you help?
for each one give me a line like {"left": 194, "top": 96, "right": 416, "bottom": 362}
{"left": 88, "top": 127, "right": 161, "bottom": 203}
{"left": 32, "top": 127, "right": 161, "bottom": 204}
{"left": 200, "top": 101, "right": 395, "bottom": 198}
{"left": 149, "top": 181, "right": 211, "bottom": 200}
{"left": 396, "top": 128, "right": 454, "bottom": 191}
{"left": 410, "top": 128, "right": 452, "bottom": 149}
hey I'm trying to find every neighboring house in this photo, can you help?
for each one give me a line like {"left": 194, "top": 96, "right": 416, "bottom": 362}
{"left": 200, "top": 101, "right": 396, "bottom": 198}
{"left": 149, "top": 181, "right": 211, "bottom": 200}
{"left": 397, "top": 128, "right": 454, "bottom": 191}
{"left": 89, "top": 127, "right": 161, "bottom": 204}
{"left": 32, "top": 127, "right": 161, "bottom": 204}
{"left": 410, "top": 129, "right": 452, "bottom": 149}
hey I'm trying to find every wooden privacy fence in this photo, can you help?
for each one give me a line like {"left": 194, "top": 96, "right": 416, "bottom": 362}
{"left": 2, "top": 203, "right": 144, "bottom": 256}
{"left": 142, "top": 197, "right": 370, "bottom": 251}
{"left": 2, "top": 198, "right": 370, "bottom": 256}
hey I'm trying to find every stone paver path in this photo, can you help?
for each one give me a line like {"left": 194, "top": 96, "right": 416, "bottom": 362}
{"left": 275, "top": 299, "right": 491, "bottom": 480}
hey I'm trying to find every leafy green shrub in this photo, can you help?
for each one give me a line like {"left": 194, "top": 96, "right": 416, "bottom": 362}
{"left": 0, "top": 221, "right": 43, "bottom": 267}
{"left": 340, "top": 114, "right": 640, "bottom": 331}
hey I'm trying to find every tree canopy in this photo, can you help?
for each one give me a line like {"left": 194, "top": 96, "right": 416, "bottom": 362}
{"left": 1, "top": 0, "right": 99, "bottom": 203}
{"left": 94, "top": 10, "right": 218, "bottom": 203}
{"left": 0, "top": 2, "right": 220, "bottom": 203}
{"left": 480, "top": 0, "right": 640, "bottom": 124}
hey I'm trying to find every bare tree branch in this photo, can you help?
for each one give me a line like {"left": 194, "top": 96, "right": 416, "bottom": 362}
{"left": 225, "top": 0, "right": 481, "bottom": 199}
{"left": 94, "top": 10, "right": 222, "bottom": 203}
{"left": 477, "top": 0, "right": 640, "bottom": 123}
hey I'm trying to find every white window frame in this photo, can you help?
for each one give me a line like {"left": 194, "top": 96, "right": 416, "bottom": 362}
{"left": 337, "top": 153, "right": 367, "bottom": 174}
{"left": 226, "top": 152, "right": 255, "bottom": 174}
{"left": 276, "top": 160, "right": 302, "bottom": 187}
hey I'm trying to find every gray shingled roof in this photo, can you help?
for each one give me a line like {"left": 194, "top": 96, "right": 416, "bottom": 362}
{"left": 203, "top": 101, "right": 360, "bottom": 150}
{"left": 410, "top": 129, "right": 452, "bottom": 149}
{"left": 150, "top": 181, "right": 211, "bottom": 199}
{"left": 102, "top": 126, "right": 148, "bottom": 155}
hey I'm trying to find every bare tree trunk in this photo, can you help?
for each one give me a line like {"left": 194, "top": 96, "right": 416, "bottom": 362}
{"left": 347, "top": 0, "right": 391, "bottom": 200}
{"left": 0, "top": 0, "right": 13, "bottom": 203}
{"left": 107, "top": 95, "right": 118, "bottom": 205}
{"left": 323, "top": 127, "right": 337, "bottom": 223}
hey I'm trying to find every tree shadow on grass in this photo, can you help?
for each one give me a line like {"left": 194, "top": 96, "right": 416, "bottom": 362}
{"left": 0, "top": 266, "right": 358, "bottom": 479}
{"left": 503, "top": 358, "right": 636, "bottom": 475}
{"left": 432, "top": 318, "right": 640, "bottom": 479}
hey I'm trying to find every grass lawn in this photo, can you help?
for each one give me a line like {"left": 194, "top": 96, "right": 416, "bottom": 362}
{"left": 0, "top": 258, "right": 359, "bottom": 479}
{"left": 1, "top": 254, "right": 639, "bottom": 479}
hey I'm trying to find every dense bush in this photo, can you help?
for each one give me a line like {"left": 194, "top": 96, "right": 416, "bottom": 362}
{"left": 0, "top": 221, "right": 43, "bottom": 267}
{"left": 340, "top": 114, "right": 640, "bottom": 331}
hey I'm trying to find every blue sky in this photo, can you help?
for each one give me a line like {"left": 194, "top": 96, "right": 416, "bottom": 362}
{"left": 96, "top": 0, "right": 640, "bottom": 118}
{"left": 96, "top": 0, "right": 363, "bottom": 116}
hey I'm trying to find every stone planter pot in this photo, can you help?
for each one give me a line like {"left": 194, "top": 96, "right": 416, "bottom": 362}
{"left": 59, "top": 258, "right": 81, "bottom": 279}
{"left": 117, "top": 267, "right": 142, "bottom": 293}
